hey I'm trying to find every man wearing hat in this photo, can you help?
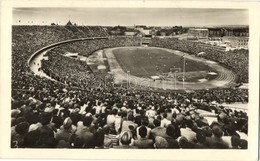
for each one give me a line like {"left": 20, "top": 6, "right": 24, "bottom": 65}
{"left": 56, "top": 117, "right": 73, "bottom": 142}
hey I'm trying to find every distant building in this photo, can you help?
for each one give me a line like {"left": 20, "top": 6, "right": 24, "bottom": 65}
{"left": 109, "top": 26, "right": 127, "bottom": 35}
{"left": 222, "top": 36, "right": 249, "bottom": 49}
{"left": 135, "top": 25, "right": 153, "bottom": 36}
{"left": 143, "top": 29, "right": 151, "bottom": 36}
{"left": 208, "top": 28, "right": 224, "bottom": 37}
{"left": 135, "top": 25, "right": 146, "bottom": 30}
{"left": 188, "top": 28, "right": 209, "bottom": 39}
{"left": 124, "top": 29, "right": 137, "bottom": 36}
{"left": 208, "top": 27, "right": 249, "bottom": 37}
{"left": 224, "top": 28, "right": 249, "bottom": 37}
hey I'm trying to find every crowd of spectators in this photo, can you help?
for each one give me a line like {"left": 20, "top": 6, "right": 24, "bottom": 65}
{"left": 11, "top": 87, "right": 248, "bottom": 149}
{"left": 12, "top": 26, "right": 108, "bottom": 89}
{"left": 150, "top": 38, "right": 249, "bottom": 83}
{"left": 11, "top": 26, "right": 248, "bottom": 149}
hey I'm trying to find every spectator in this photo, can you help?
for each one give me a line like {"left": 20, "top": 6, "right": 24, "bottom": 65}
{"left": 133, "top": 126, "right": 154, "bottom": 149}
{"left": 121, "top": 114, "right": 137, "bottom": 134}
{"left": 206, "top": 125, "right": 229, "bottom": 149}
{"left": 114, "top": 131, "right": 137, "bottom": 149}
{"left": 163, "top": 124, "right": 180, "bottom": 148}
{"left": 154, "top": 136, "right": 168, "bottom": 149}
{"left": 56, "top": 117, "right": 74, "bottom": 142}
{"left": 150, "top": 119, "right": 167, "bottom": 139}
{"left": 136, "top": 118, "right": 151, "bottom": 139}
{"left": 160, "top": 113, "right": 171, "bottom": 128}
{"left": 75, "top": 116, "right": 94, "bottom": 148}
{"left": 180, "top": 119, "right": 197, "bottom": 143}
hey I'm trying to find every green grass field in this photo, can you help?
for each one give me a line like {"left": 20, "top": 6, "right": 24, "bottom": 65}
{"left": 113, "top": 47, "right": 216, "bottom": 79}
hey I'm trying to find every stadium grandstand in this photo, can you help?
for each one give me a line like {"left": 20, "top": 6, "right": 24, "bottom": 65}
{"left": 11, "top": 25, "right": 248, "bottom": 149}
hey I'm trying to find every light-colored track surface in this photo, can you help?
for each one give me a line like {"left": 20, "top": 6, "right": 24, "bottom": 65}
{"left": 104, "top": 46, "right": 237, "bottom": 90}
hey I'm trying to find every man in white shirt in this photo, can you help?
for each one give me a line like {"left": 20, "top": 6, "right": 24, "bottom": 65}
{"left": 160, "top": 113, "right": 171, "bottom": 128}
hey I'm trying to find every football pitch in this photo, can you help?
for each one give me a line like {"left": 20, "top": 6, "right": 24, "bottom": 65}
{"left": 112, "top": 47, "right": 215, "bottom": 79}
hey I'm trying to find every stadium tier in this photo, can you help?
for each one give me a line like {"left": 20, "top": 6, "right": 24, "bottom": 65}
{"left": 11, "top": 26, "right": 248, "bottom": 149}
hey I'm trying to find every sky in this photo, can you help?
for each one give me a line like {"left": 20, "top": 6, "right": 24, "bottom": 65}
{"left": 13, "top": 8, "right": 248, "bottom": 26}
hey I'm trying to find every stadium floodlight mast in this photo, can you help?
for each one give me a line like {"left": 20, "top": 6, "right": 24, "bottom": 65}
{"left": 175, "top": 70, "right": 178, "bottom": 90}
{"left": 127, "top": 70, "right": 130, "bottom": 89}
{"left": 170, "top": 67, "right": 181, "bottom": 90}
{"left": 182, "top": 54, "right": 186, "bottom": 90}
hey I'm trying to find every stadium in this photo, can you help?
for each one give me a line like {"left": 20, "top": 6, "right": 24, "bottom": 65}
{"left": 11, "top": 9, "right": 249, "bottom": 149}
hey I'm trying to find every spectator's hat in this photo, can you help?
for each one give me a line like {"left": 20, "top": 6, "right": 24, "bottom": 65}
{"left": 155, "top": 136, "right": 168, "bottom": 148}
{"left": 44, "top": 106, "right": 54, "bottom": 113}
{"left": 176, "top": 114, "right": 184, "bottom": 122}
{"left": 219, "top": 112, "right": 227, "bottom": 120}
{"left": 11, "top": 109, "right": 21, "bottom": 118}
{"left": 63, "top": 117, "right": 73, "bottom": 129}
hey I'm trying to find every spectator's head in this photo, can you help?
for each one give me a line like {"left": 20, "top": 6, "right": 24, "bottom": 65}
{"left": 157, "top": 115, "right": 162, "bottom": 121}
{"left": 163, "top": 113, "right": 167, "bottom": 118}
{"left": 139, "top": 126, "right": 147, "bottom": 138}
{"left": 140, "top": 109, "right": 145, "bottom": 116}
{"left": 39, "top": 112, "right": 52, "bottom": 126}
{"left": 153, "top": 119, "right": 161, "bottom": 127}
{"left": 15, "top": 122, "right": 29, "bottom": 135}
{"left": 98, "top": 117, "right": 106, "bottom": 128}
{"left": 154, "top": 136, "right": 168, "bottom": 149}
{"left": 179, "top": 136, "right": 194, "bottom": 149}
{"left": 186, "top": 119, "right": 193, "bottom": 129}
{"left": 63, "top": 117, "right": 73, "bottom": 130}
{"left": 120, "top": 131, "right": 132, "bottom": 145}
{"left": 241, "top": 123, "right": 248, "bottom": 135}
{"left": 38, "top": 129, "right": 56, "bottom": 147}
{"left": 11, "top": 109, "right": 21, "bottom": 118}
{"left": 166, "top": 124, "right": 175, "bottom": 138}
{"left": 23, "top": 130, "right": 40, "bottom": 148}
{"left": 90, "top": 108, "right": 96, "bottom": 115}
{"left": 212, "top": 126, "right": 223, "bottom": 138}
{"left": 239, "top": 139, "right": 248, "bottom": 149}
{"left": 128, "top": 114, "right": 134, "bottom": 121}
{"left": 141, "top": 118, "right": 149, "bottom": 126}
{"left": 83, "top": 116, "right": 93, "bottom": 127}
{"left": 112, "top": 108, "right": 118, "bottom": 115}
{"left": 16, "top": 117, "right": 26, "bottom": 124}
{"left": 202, "top": 126, "right": 212, "bottom": 137}
{"left": 196, "top": 129, "right": 206, "bottom": 144}
{"left": 225, "top": 124, "right": 236, "bottom": 136}
{"left": 231, "top": 135, "right": 240, "bottom": 148}
{"left": 70, "top": 134, "right": 84, "bottom": 148}
{"left": 93, "top": 131, "right": 104, "bottom": 147}
{"left": 122, "top": 111, "right": 127, "bottom": 118}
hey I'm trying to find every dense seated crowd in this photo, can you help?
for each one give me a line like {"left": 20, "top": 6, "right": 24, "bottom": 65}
{"left": 40, "top": 37, "right": 141, "bottom": 87}
{"left": 150, "top": 38, "right": 249, "bottom": 83}
{"left": 11, "top": 26, "right": 248, "bottom": 149}
{"left": 12, "top": 26, "right": 108, "bottom": 89}
{"left": 11, "top": 87, "right": 248, "bottom": 149}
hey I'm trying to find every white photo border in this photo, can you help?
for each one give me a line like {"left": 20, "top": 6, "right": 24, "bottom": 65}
{"left": 0, "top": 1, "right": 259, "bottom": 160}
